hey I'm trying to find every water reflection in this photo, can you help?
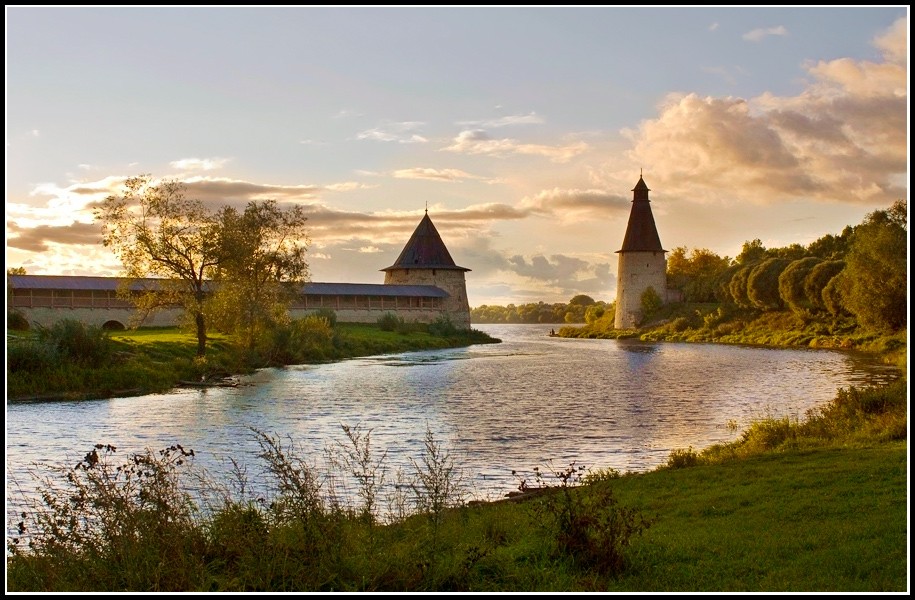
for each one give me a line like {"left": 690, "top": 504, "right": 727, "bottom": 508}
{"left": 6, "top": 324, "right": 900, "bottom": 525}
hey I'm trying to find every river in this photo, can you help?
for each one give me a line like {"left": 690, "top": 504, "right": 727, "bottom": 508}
{"left": 5, "top": 324, "right": 899, "bottom": 525}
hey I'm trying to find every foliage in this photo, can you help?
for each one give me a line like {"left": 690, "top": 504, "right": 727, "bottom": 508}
{"left": 95, "top": 175, "right": 222, "bottom": 357}
{"left": 666, "top": 247, "right": 731, "bottom": 302}
{"left": 727, "top": 265, "right": 755, "bottom": 308}
{"left": 7, "top": 380, "right": 907, "bottom": 591}
{"left": 428, "top": 315, "right": 459, "bottom": 337}
{"left": 747, "top": 258, "right": 790, "bottom": 311}
{"left": 735, "top": 238, "right": 767, "bottom": 265}
{"left": 841, "top": 200, "right": 907, "bottom": 331}
{"left": 639, "top": 286, "right": 663, "bottom": 323}
{"left": 8, "top": 443, "right": 204, "bottom": 591}
{"left": 584, "top": 304, "right": 606, "bottom": 325}
{"left": 516, "top": 462, "right": 654, "bottom": 575}
{"left": 803, "top": 260, "right": 845, "bottom": 313}
{"left": 33, "top": 319, "right": 113, "bottom": 368}
{"left": 377, "top": 312, "right": 407, "bottom": 332}
{"left": 569, "top": 294, "right": 596, "bottom": 307}
{"left": 209, "top": 200, "right": 310, "bottom": 354}
{"left": 8, "top": 309, "right": 31, "bottom": 331}
{"left": 472, "top": 296, "right": 611, "bottom": 324}
{"left": 778, "top": 257, "right": 822, "bottom": 317}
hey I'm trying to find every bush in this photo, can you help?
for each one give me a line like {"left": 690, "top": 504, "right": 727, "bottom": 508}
{"left": 312, "top": 308, "right": 338, "bottom": 328}
{"left": 377, "top": 312, "right": 406, "bottom": 332}
{"left": 428, "top": 315, "right": 459, "bottom": 337}
{"left": 639, "top": 287, "right": 663, "bottom": 323}
{"left": 35, "top": 319, "right": 113, "bottom": 368}
{"left": 8, "top": 310, "right": 30, "bottom": 331}
{"left": 519, "top": 462, "right": 654, "bottom": 575}
{"left": 666, "top": 447, "right": 700, "bottom": 469}
{"left": 7, "top": 339, "right": 59, "bottom": 373}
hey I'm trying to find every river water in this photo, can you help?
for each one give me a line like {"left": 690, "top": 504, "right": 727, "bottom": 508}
{"left": 5, "top": 324, "right": 900, "bottom": 525}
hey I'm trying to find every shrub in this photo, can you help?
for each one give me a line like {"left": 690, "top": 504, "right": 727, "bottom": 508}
{"left": 428, "top": 315, "right": 459, "bottom": 337}
{"left": 312, "top": 308, "right": 338, "bottom": 328}
{"left": 36, "top": 319, "right": 113, "bottom": 368}
{"left": 377, "top": 312, "right": 405, "bottom": 332}
{"left": 666, "top": 447, "right": 700, "bottom": 469}
{"left": 7, "top": 339, "right": 59, "bottom": 373}
{"left": 639, "top": 287, "right": 663, "bottom": 323}
{"left": 8, "top": 310, "right": 30, "bottom": 331}
{"left": 520, "top": 462, "right": 654, "bottom": 575}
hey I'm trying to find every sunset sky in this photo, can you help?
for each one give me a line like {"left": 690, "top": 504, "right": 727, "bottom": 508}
{"left": 5, "top": 7, "right": 909, "bottom": 306}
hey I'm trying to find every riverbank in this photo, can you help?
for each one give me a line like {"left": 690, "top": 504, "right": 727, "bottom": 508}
{"left": 7, "top": 377, "right": 907, "bottom": 591}
{"left": 558, "top": 303, "right": 907, "bottom": 369}
{"left": 6, "top": 322, "right": 500, "bottom": 402}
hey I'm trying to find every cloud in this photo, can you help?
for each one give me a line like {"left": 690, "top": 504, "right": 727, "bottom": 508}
{"left": 458, "top": 112, "right": 545, "bottom": 128}
{"left": 626, "top": 17, "right": 907, "bottom": 206}
{"left": 872, "top": 15, "right": 907, "bottom": 64}
{"left": 358, "top": 246, "right": 383, "bottom": 253}
{"left": 506, "top": 253, "right": 614, "bottom": 296}
{"left": 30, "top": 129, "right": 40, "bottom": 137}
{"left": 7, "top": 221, "right": 101, "bottom": 252}
{"left": 324, "top": 181, "right": 376, "bottom": 192}
{"left": 356, "top": 121, "right": 428, "bottom": 143}
{"left": 709, "top": 22, "right": 719, "bottom": 32}
{"left": 392, "top": 167, "right": 485, "bottom": 182}
{"left": 520, "top": 188, "right": 631, "bottom": 221}
{"left": 442, "top": 129, "right": 588, "bottom": 162}
{"left": 170, "top": 157, "right": 229, "bottom": 171}
{"left": 742, "top": 25, "right": 788, "bottom": 42}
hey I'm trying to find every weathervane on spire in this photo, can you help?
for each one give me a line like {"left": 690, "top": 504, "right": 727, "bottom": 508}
{"left": 425, "top": 201, "right": 428, "bottom": 215}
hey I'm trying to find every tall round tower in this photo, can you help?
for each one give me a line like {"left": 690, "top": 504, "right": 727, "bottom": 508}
{"left": 614, "top": 175, "right": 667, "bottom": 329}
{"left": 382, "top": 211, "right": 472, "bottom": 328}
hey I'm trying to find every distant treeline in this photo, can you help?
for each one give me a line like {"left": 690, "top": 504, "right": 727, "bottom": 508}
{"left": 473, "top": 200, "right": 907, "bottom": 333}
{"left": 471, "top": 295, "right": 611, "bottom": 324}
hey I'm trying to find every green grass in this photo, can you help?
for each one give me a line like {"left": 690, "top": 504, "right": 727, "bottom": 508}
{"left": 7, "top": 378, "right": 908, "bottom": 592}
{"left": 559, "top": 303, "right": 906, "bottom": 368}
{"left": 6, "top": 323, "right": 500, "bottom": 401}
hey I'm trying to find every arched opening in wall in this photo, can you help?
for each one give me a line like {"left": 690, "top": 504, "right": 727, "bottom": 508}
{"left": 102, "top": 320, "right": 126, "bottom": 331}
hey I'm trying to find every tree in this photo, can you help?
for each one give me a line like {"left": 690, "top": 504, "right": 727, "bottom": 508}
{"left": 568, "top": 294, "right": 596, "bottom": 307}
{"left": 804, "top": 260, "right": 845, "bottom": 313}
{"left": 95, "top": 175, "right": 222, "bottom": 356}
{"left": 7, "top": 267, "right": 27, "bottom": 275}
{"left": 667, "top": 247, "right": 730, "bottom": 302}
{"left": 210, "top": 200, "right": 310, "bottom": 354}
{"left": 778, "top": 257, "right": 822, "bottom": 317}
{"left": 747, "top": 258, "right": 790, "bottom": 311}
{"left": 736, "top": 239, "right": 767, "bottom": 265}
{"left": 842, "top": 201, "right": 907, "bottom": 331}
{"left": 639, "top": 286, "right": 663, "bottom": 324}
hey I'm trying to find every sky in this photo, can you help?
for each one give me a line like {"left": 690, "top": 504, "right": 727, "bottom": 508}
{"left": 5, "top": 6, "right": 909, "bottom": 307}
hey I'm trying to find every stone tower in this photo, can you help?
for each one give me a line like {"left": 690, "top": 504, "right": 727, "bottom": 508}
{"left": 614, "top": 175, "right": 667, "bottom": 329}
{"left": 382, "top": 211, "right": 472, "bottom": 328}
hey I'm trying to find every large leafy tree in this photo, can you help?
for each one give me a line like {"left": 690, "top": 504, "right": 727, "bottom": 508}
{"left": 95, "top": 175, "right": 222, "bottom": 356}
{"left": 842, "top": 200, "right": 907, "bottom": 331}
{"left": 667, "top": 246, "right": 730, "bottom": 302}
{"left": 210, "top": 200, "right": 310, "bottom": 354}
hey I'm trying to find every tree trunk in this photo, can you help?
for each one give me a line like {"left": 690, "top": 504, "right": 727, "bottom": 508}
{"left": 195, "top": 311, "right": 207, "bottom": 357}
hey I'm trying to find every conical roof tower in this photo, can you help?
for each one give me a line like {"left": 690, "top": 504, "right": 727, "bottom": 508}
{"left": 382, "top": 211, "right": 470, "bottom": 272}
{"left": 382, "top": 211, "right": 471, "bottom": 328}
{"left": 614, "top": 175, "right": 668, "bottom": 329}
{"left": 617, "top": 176, "right": 666, "bottom": 253}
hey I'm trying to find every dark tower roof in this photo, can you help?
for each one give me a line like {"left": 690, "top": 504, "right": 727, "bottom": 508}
{"left": 616, "top": 175, "right": 666, "bottom": 253}
{"left": 382, "top": 212, "right": 471, "bottom": 272}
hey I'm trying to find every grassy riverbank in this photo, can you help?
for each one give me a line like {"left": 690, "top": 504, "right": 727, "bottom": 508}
{"left": 559, "top": 303, "right": 907, "bottom": 368}
{"left": 6, "top": 321, "right": 500, "bottom": 401}
{"left": 6, "top": 377, "right": 907, "bottom": 592}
